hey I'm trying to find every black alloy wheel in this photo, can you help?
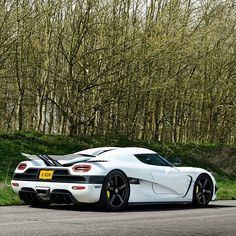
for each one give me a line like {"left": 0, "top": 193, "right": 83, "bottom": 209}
{"left": 98, "top": 170, "right": 130, "bottom": 211}
{"left": 193, "top": 173, "right": 213, "bottom": 207}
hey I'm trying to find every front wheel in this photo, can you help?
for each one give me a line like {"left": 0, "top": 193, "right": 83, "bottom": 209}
{"left": 192, "top": 173, "right": 213, "bottom": 207}
{"left": 98, "top": 170, "right": 130, "bottom": 211}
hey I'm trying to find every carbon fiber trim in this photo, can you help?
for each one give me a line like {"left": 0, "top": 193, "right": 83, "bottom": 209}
{"left": 182, "top": 175, "right": 193, "bottom": 198}
{"left": 19, "top": 188, "right": 79, "bottom": 205}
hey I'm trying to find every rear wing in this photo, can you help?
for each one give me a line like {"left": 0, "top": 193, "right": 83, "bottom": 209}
{"left": 22, "top": 153, "right": 61, "bottom": 166}
{"left": 21, "top": 153, "right": 93, "bottom": 167}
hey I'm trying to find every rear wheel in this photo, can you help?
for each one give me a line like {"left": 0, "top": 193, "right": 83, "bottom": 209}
{"left": 192, "top": 173, "right": 213, "bottom": 207}
{"left": 98, "top": 170, "right": 130, "bottom": 211}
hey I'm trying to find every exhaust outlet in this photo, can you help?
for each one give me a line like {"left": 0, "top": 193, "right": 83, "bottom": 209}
{"left": 35, "top": 187, "right": 50, "bottom": 200}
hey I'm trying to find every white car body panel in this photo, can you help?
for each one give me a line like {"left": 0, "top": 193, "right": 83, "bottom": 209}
{"left": 12, "top": 147, "right": 217, "bottom": 205}
{"left": 150, "top": 166, "right": 191, "bottom": 195}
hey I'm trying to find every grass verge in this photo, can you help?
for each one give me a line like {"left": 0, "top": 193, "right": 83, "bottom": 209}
{"left": 0, "top": 184, "right": 21, "bottom": 206}
{"left": 216, "top": 177, "right": 236, "bottom": 200}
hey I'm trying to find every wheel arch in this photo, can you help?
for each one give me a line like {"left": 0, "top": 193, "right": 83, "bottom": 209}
{"left": 106, "top": 168, "right": 129, "bottom": 180}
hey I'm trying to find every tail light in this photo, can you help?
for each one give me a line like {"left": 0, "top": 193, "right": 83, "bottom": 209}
{"left": 17, "top": 163, "right": 27, "bottom": 170}
{"left": 72, "top": 186, "right": 86, "bottom": 190}
{"left": 12, "top": 182, "right": 19, "bottom": 187}
{"left": 72, "top": 164, "right": 91, "bottom": 172}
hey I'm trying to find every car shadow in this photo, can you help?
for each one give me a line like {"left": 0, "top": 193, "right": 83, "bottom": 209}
{"left": 125, "top": 202, "right": 235, "bottom": 212}
{"left": 33, "top": 202, "right": 235, "bottom": 212}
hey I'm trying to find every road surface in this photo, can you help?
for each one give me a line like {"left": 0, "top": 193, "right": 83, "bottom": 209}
{"left": 0, "top": 200, "right": 235, "bottom": 235}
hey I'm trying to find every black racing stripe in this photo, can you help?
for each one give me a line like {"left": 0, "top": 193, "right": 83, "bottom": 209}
{"left": 44, "top": 154, "right": 62, "bottom": 167}
{"left": 13, "top": 172, "right": 105, "bottom": 184}
{"left": 38, "top": 155, "right": 53, "bottom": 166}
{"left": 88, "top": 176, "right": 105, "bottom": 184}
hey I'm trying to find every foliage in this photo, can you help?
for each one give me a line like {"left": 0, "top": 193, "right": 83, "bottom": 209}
{"left": 0, "top": 0, "right": 236, "bottom": 143}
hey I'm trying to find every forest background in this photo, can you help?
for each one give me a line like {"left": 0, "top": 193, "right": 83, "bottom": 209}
{"left": 0, "top": 0, "right": 236, "bottom": 204}
{"left": 1, "top": 0, "right": 236, "bottom": 143}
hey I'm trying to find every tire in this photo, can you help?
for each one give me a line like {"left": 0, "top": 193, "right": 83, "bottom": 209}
{"left": 97, "top": 170, "right": 130, "bottom": 211}
{"left": 192, "top": 173, "right": 213, "bottom": 207}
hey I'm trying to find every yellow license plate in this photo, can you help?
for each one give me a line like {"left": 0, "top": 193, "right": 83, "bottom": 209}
{"left": 39, "top": 170, "right": 54, "bottom": 180}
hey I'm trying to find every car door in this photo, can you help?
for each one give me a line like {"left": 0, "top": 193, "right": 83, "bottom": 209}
{"left": 135, "top": 153, "right": 191, "bottom": 196}
{"left": 150, "top": 165, "right": 191, "bottom": 195}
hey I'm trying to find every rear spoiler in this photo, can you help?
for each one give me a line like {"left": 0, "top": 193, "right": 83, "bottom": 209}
{"left": 22, "top": 153, "right": 61, "bottom": 167}
{"left": 21, "top": 153, "right": 95, "bottom": 167}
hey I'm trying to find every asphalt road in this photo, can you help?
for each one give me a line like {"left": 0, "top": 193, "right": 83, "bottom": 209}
{"left": 0, "top": 201, "right": 235, "bottom": 236}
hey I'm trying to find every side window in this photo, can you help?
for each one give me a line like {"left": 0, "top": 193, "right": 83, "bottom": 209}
{"left": 134, "top": 154, "right": 171, "bottom": 167}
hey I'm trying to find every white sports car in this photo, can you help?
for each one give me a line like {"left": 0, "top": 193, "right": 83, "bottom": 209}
{"left": 11, "top": 147, "right": 217, "bottom": 211}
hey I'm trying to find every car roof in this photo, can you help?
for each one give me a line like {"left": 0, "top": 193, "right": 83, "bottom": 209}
{"left": 86, "top": 147, "right": 156, "bottom": 159}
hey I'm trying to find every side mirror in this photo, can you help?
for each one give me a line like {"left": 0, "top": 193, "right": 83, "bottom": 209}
{"left": 173, "top": 157, "right": 181, "bottom": 166}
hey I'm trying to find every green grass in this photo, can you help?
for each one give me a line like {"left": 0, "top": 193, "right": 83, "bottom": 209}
{"left": 0, "top": 184, "right": 21, "bottom": 206}
{"left": 216, "top": 177, "right": 236, "bottom": 200}
{"left": 0, "top": 131, "right": 235, "bottom": 205}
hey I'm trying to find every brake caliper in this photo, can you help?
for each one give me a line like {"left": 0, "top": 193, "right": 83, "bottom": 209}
{"left": 106, "top": 191, "right": 110, "bottom": 200}
{"left": 196, "top": 186, "right": 199, "bottom": 193}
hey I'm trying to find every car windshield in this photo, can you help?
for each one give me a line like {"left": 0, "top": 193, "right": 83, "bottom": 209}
{"left": 134, "top": 153, "right": 172, "bottom": 167}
